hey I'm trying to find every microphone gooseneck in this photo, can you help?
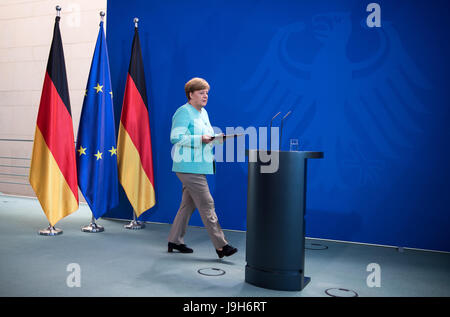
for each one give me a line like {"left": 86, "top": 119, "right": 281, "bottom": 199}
{"left": 279, "top": 110, "right": 292, "bottom": 151}
{"left": 269, "top": 112, "right": 281, "bottom": 151}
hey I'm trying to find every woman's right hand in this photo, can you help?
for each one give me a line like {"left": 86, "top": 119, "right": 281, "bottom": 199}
{"left": 202, "top": 135, "right": 213, "bottom": 144}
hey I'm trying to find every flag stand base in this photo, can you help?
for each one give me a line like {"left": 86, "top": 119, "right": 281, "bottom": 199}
{"left": 39, "top": 225, "right": 63, "bottom": 236}
{"left": 81, "top": 222, "right": 104, "bottom": 233}
{"left": 81, "top": 223, "right": 104, "bottom": 232}
{"left": 124, "top": 220, "right": 145, "bottom": 230}
{"left": 81, "top": 215, "right": 104, "bottom": 233}
{"left": 124, "top": 211, "right": 145, "bottom": 230}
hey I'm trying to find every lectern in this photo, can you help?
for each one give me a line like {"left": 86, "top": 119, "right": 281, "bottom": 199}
{"left": 245, "top": 150, "right": 324, "bottom": 291}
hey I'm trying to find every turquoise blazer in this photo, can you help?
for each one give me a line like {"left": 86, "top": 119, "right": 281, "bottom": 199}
{"left": 170, "top": 103, "right": 221, "bottom": 174}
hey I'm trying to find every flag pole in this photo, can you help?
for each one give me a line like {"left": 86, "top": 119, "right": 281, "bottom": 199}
{"left": 80, "top": 11, "right": 107, "bottom": 234}
{"left": 124, "top": 209, "right": 146, "bottom": 230}
{"left": 122, "top": 17, "right": 146, "bottom": 231}
{"left": 38, "top": 5, "right": 64, "bottom": 237}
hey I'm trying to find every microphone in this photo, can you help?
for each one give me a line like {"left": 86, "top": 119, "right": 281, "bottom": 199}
{"left": 279, "top": 110, "right": 292, "bottom": 151}
{"left": 269, "top": 112, "right": 281, "bottom": 151}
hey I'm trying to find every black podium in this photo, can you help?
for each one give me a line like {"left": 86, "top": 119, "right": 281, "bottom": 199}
{"left": 245, "top": 150, "right": 324, "bottom": 291}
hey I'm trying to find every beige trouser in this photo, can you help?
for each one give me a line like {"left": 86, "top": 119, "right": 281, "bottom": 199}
{"left": 168, "top": 172, "right": 228, "bottom": 250}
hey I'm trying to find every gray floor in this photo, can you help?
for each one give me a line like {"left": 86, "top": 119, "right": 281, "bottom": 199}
{"left": 1, "top": 193, "right": 449, "bottom": 297}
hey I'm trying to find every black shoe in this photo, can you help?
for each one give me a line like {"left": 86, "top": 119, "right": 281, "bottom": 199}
{"left": 216, "top": 244, "right": 238, "bottom": 258}
{"left": 168, "top": 242, "right": 193, "bottom": 253}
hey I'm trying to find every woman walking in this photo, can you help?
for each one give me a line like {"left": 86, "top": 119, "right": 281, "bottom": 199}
{"left": 168, "top": 77, "right": 237, "bottom": 259}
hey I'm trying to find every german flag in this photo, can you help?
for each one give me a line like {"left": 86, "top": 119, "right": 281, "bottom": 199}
{"left": 117, "top": 25, "right": 156, "bottom": 217}
{"left": 29, "top": 16, "right": 78, "bottom": 226}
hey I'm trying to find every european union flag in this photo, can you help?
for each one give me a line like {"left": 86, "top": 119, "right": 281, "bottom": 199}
{"left": 76, "top": 20, "right": 119, "bottom": 219}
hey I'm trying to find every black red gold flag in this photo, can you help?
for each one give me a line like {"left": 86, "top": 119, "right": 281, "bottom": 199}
{"left": 117, "top": 25, "right": 156, "bottom": 217}
{"left": 29, "top": 16, "right": 78, "bottom": 226}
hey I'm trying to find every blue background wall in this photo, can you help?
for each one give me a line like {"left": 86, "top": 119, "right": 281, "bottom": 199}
{"left": 104, "top": 0, "right": 450, "bottom": 252}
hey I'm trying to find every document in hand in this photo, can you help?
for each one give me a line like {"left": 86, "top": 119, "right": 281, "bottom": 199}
{"left": 211, "top": 133, "right": 245, "bottom": 140}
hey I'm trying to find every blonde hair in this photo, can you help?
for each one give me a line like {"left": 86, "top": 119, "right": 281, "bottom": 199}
{"left": 184, "top": 77, "right": 210, "bottom": 100}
